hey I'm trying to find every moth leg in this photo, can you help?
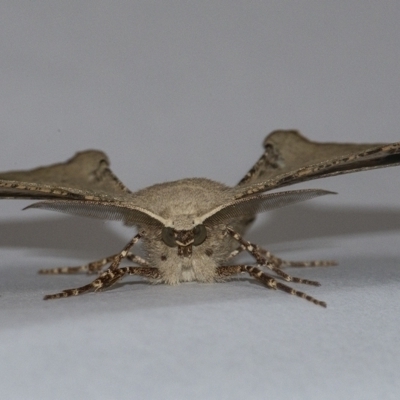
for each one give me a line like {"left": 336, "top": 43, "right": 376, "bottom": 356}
{"left": 38, "top": 255, "right": 117, "bottom": 275}
{"left": 38, "top": 253, "right": 149, "bottom": 275}
{"left": 254, "top": 247, "right": 336, "bottom": 267}
{"left": 279, "top": 259, "right": 337, "bottom": 268}
{"left": 227, "top": 243, "right": 336, "bottom": 268}
{"left": 225, "top": 244, "right": 284, "bottom": 266}
{"left": 103, "top": 233, "right": 143, "bottom": 273}
{"left": 225, "top": 245, "right": 245, "bottom": 262}
{"left": 216, "top": 265, "right": 326, "bottom": 307}
{"left": 243, "top": 265, "right": 326, "bottom": 307}
{"left": 216, "top": 265, "right": 242, "bottom": 278}
{"left": 227, "top": 228, "right": 321, "bottom": 286}
{"left": 43, "top": 266, "right": 160, "bottom": 300}
{"left": 95, "top": 266, "right": 161, "bottom": 289}
{"left": 42, "top": 232, "right": 144, "bottom": 299}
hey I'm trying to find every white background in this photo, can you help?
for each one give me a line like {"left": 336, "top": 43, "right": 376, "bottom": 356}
{"left": 0, "top": 2, "right": 400, "bottom": 399}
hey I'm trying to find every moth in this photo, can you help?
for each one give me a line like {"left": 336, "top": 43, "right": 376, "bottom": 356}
{"left": 1, "top": 130, "right": 400, "bottom": 307}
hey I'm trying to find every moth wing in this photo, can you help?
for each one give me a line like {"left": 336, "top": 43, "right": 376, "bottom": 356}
{"left": 201, "top": 189, "right": 334, "bottom": 225}
{"left": 0, "top": 150, "right": 131, "bottom": 201}
{"left": 235, "top": 130, "right": 400, "bottom": 197}
{"left": 24, "top": 200, "right": 167, "bottom": 227}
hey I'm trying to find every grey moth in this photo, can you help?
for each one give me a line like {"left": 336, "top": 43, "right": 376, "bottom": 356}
{"left": 1, "top": 130, "right": 399, "bottom": 307}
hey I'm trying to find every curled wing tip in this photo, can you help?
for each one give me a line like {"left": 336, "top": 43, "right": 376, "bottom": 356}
{"left": 263, "top": 129, "right": 308, "bottom": 146}
{"left": 22, "top": 202, "right": 54, "bottom": 211}
{"left": 315, "top": 189, "right": 337, "bottom": 195}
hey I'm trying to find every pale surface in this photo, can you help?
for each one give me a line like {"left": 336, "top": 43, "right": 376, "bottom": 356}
{"left": 1, "top": 2, "right": 400, "bottom": 399}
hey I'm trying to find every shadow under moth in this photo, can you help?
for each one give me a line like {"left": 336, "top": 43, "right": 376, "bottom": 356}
{"left": 1, "top": 130, "right": 400, "bottom": 307}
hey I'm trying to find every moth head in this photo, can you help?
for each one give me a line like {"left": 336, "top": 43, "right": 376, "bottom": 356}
{"left": 161, "top": 224, "right": 207, "bottom": 247}
{"left": 161, "top": 224, "right": 207, "bottom": 257}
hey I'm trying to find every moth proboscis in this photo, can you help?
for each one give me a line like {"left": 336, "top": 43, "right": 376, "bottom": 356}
{"left": 1, "top": 130, "right": 400, "bottom": 307}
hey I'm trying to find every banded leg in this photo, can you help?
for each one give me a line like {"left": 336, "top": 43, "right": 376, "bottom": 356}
{"left": 227, "top": 228, "right": 320, "bottom": 286}
{"left": 280, "top": 259, "right": 337, "bottom": 267}
{"left": 108, "top": 233, "right": 143, "bottom": 272}
{"left": 225, "top": 246, "right": 246, "bottom": 262}
{"left": 216, "top": 265, "right": 326, "bottom": 307}
{"left": 216, "top": 265, "right": 242, "bottom": 278}
{"left": 255, "top": 247, "right": 337, "bottom": 267}
{"left": 43, "top": 266, "right": 161, "bottom": 300}
{"left": 38, "top": 253, "right": 149, "bottom": 275}
{"left": 225, "top": 244, "right": 336, "bottom": 268}
{"left": 225, "top": 244, "right": 283, "bottom": 266}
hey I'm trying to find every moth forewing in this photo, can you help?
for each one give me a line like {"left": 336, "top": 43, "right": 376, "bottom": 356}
{"left": 238, "top": 130, "right": 388, "bottom": 186}
{"left": 236, "top": 130, "right": 400, "bottom": 197}
{"left": 0, "top": 150, "right": 131, "bottom": 196}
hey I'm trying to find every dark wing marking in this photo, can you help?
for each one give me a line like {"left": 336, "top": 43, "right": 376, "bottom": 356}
{"left": 24, "top": 200, "right": 167, "bottom": 227}
{"left": 201, "top": 189, "right": 334, "bottom": 225}
{"left": 0, "top": 150, "right": 131, "bottom": 200}
{"left": 235, "top": 130, "right": 400, "bottom": 198}
{"left": 0, "top": 180, "right": 101, "bottom": 201}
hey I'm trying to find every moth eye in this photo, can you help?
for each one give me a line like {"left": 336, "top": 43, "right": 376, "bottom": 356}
{"left": 161, "top": 227, "right": 177, "bottom": 247}
{"left": 193, "top": 224, "right": 207, "bottom": 246}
